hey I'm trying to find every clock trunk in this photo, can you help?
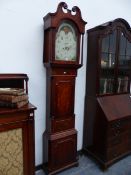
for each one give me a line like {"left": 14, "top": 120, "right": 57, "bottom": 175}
{"left": 43, "top": 2, "right": 86, "bottom": 174}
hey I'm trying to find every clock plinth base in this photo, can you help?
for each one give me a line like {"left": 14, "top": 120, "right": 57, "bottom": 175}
{"left": 43, "top": 129, "right": 78, "bottom": 175}
{"left": 43, "top": 161, "right": 78, "bottom": 175}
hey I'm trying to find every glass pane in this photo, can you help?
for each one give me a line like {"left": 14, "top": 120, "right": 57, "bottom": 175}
{"left": 127, "top": 40, "right": 131, "bottom": 55}
{"left": 101, "top": 53, "right": 115, "bottom": 68}
{"left": 109, "top": 31, "right": 116, "bottom": 54}
{"left": 119, "top": 32, "right": 126, "bottom": 55}
{"left": 118, "top": 33, "right": 131, "bottom": 69}
{"left": 99, "top": 67, "right": 115, "bottom": 95}
{"left": 117, "top": 76, "right": 129, "bottom": 93}
{"left": 126, "top": 40, "right": 131, "bottom": 67}
{"left": 100, "top": 31, "right": 117, "bottom": 95}
{"left": 126, "top": 55, "right": 131, "bottom": 66}
{"left": 101, "top": 31, "right": 116, "bottom": 68}
{"left": 100, "top": 77, "right": 114, "bottom": 95}
{"left": 109, "top": 53, "right": 115, "bottom": 67}
{"left": 102, "top": 36, "right": 109, "bottom": 52}
{"left": 119, "top": 55, "right": 127, "bottom": 66}
{"left": 118, "top": 54, "right": 130, "bottom": 93}
{"left": 119, "top": 55, "right": 131, "bottom": 69}
{"left": 101, "top": 53, "right": 108, "bottom": 67}
{"left": 55, "top": 21, "right": 77, "bottom": 61}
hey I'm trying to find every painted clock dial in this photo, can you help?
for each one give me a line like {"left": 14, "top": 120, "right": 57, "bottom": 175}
{"left": 55, "top": 22, "right": 77, "bottom": 61}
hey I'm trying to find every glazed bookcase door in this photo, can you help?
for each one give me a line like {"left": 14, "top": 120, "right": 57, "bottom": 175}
{"left": 99, "top": 29, "right": 131, "bottom": 95}
{"left": 99, "top": 31, "right": 117, "bottom": 95}
{"left": 117, "top": 31, "right": 131, "bottom": 93}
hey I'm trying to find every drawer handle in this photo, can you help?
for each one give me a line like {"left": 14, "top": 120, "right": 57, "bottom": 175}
{"left": 116, "top": 124, "right": 120, "bottom": 128}
{"left": 114, "top": 130, "right": 120, "bottom": 136}
{"left": 63, "top": 71, "right": 67, "bottom": 74}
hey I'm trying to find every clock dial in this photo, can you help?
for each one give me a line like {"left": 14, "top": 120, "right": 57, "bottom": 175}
{"left": 55, "top": 22, "right": 77, "bottom": 61}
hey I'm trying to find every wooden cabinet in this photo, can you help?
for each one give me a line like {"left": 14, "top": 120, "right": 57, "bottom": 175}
{"left": 43, "top": 2, "right": 86, "bottom": 175}
{"left": 0, "top": 74, "right": 36, "bottom": 175}
{"left": 94, "top": 95, "right": 131, "bottom": 167}
{"left": 83, "top": 18, "right": 131, "bottom": 168}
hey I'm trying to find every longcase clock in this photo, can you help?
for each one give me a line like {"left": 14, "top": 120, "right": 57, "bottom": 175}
{"left": 43, "top": 2, "right": 86, "bottom": 174}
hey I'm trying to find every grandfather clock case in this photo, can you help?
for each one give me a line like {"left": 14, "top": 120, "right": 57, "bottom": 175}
{"left": 43, "top": 2, "right": 86, "bottom": 174}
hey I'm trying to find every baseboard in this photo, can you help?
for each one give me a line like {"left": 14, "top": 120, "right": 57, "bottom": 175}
{"left": 77, "top": 149, "right": 84, "bottom": 156}
{"left": 35, "top": 164, "right": 43, "bottom": 171}
{"left": 35, "top": 149, "right": 84, "bottom": 172}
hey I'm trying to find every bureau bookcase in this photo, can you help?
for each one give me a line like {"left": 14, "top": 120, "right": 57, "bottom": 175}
{"left": 83, "top": 18, "right": 131, "bottom": 168}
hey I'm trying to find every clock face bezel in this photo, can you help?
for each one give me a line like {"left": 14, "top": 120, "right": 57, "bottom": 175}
{"left": 54, "top": 20, "right": 80, "bottom": 64}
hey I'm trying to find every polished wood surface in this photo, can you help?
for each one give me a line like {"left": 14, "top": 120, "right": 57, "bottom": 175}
{"left": 43, "top": 2, "right": 86, "bottom": 174}
{"left": 83, "top": 18, "right": 131, "bottom": 168}
{"left": 43, "top": 67, "right": 79, "bottom": 175}
{"left": 98, "top": 94, "right": 131, "bottom": 121}
{"left": 92, "top": 94, "right": 131, "bottom": 168}
{"left": 0, "top": 74, "right": 36, "bottom": 175}
{"left": 43, "top": 2, "right": 86, "bottom": 67}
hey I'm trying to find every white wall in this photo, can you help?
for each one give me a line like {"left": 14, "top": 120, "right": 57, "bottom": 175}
{"left": 0, "top": 0, "right": 130, "bottom": 166}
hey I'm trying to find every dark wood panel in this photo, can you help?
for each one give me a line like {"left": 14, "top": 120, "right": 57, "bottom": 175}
{"left": 48, "top": 132, "right": 77, "bottom": 171}
{"left": 97, "top": 94, "right": 131, "bottom": 121}
{"left": 51, "top": 76, "right": 75, "bottom": 118}
{"left": 0, "top": 74, "right": 36, "bottom": 175}
{"left": 52, "top": 68, "right": 77, "bottom": 76}
{"left": 51, "top": 116, "right": 75, "bottom": 133}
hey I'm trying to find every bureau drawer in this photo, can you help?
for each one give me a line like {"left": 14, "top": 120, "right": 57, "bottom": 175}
{"left": 107, "top": 119, "right": 129, "bottom": 137}
{"left": 107, "top": 131, "right": 129, "bottom": 147}
{"left": 106, "top": 141, "right": 129, "bottom": 160}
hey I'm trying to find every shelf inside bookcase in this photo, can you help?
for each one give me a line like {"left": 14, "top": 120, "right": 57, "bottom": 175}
{"left": 99, "top": 77, "right": 114, "bottom": 95}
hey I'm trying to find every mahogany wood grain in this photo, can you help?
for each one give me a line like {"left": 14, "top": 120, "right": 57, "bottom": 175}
{"left": 43, "top": 2, "right": 86, "bottom": 174}
{"left": 83, "top": 19, "right": 131, "bottom": 168}
{"left": 0, "top": 74, "right": 36, "bottom": 175}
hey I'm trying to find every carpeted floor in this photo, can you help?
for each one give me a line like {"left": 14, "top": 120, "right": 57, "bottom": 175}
{"left": 36, "top": 154, "right": 131, "bottom": 175}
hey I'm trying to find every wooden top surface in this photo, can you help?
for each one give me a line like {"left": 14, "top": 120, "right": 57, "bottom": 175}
{"left": 0, "top": 103, "right": 36, "bottom": 115}
{"left": 0, "top": 73, "right": 28, "bottom": 80}
{"left": 97, "top": 94, "right": 131, "bottom": 121}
